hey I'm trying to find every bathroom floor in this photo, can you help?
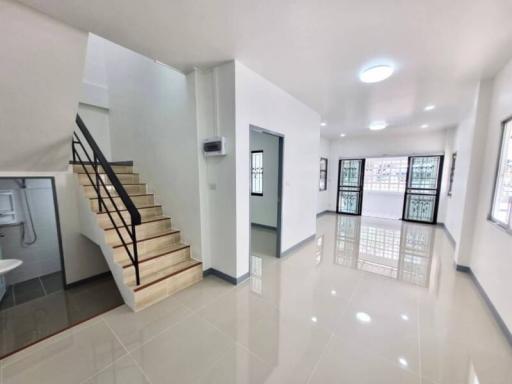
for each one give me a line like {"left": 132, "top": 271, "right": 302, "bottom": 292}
{"left": 0, "top": 272, "right": 123, "bottom": 358}
{"left": 0, "top": 271, "right": 65, "bottom": 310}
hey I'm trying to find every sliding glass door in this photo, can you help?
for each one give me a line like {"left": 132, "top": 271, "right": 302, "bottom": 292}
{"left": 402, "top": 156, "right": 444, "bottom": 224}
{"left": 337, "top": 159, "right": 365, "bottom": 215}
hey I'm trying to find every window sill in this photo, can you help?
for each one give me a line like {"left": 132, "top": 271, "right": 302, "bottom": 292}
{"left": 487, "top": 216, "right": 512, "bottom": 236}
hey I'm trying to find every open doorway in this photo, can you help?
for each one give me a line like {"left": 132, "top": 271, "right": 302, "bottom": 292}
{"left": 249, "top": 127, "right": 283, "bottom": 262}
{"left": 362, "top": 157, "right": 409, "bottom": 220}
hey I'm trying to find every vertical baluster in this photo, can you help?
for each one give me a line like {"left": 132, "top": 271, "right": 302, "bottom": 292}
{"left": 94, "top": 154, "right": 103, "bottom": 212}
{"left": 132, "top": 222, "right": 140, "bottom": 286}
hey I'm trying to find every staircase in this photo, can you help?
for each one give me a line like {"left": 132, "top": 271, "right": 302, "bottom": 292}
{"left": 71, "top": 115, "right": 202, "bottom": 311}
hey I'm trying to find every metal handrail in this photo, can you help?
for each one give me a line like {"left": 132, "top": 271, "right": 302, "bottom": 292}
{"left": 72, "top": 114, "right": 141, "bottom": 285}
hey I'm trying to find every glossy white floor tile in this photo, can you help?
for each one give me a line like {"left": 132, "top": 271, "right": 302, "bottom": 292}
{"left": 1, "top": 214, "right": 511, "bottom": 384}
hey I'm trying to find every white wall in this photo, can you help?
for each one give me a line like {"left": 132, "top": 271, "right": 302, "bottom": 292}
{"left": 250, "top": 130, "right": 279, "bottom": 227}
{"left": 86, "top": 36, "right": 204, "bottom": 263}
{"left": 327, "top": 130, "right": 448, "bottom": 216}
{"left": 0, "top": 178, "right": 61, "bottom": 284}
{"left": 317, "top": 137, "right": 331, "bottom": 214}
{"left": 0, "top": 0, "right": 87, "bottom": 171}
{"left": 0, "top": 3, "right": 106, "bottom": 284}
{"left": 235, "top": 61, "right": 321, "bottom": 277}
{"left": 193, "top": 63, "right": 237, "bottom": 276}
{"left": 464, "top": 57, "right": 512, "bottom": 331}
{"left": 362, "top": 191, "right": 405, "bottom": 220}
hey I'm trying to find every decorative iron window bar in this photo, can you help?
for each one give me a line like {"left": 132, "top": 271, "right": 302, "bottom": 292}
{"left": 72, "top": 114, "right": 142, "bottom": 286}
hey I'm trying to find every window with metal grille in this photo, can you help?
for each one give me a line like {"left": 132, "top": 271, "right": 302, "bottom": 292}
{"left": 251, "top": 150, "right": 263, "bottom": 196}
{"left": 490, "top": 119, "right": 512, "bottom": 229}
{"left": 363, "top": 157, "right": 408, "bottom": 192}
{"left": 319, "top": 157, "right": 328, "bottom": 191}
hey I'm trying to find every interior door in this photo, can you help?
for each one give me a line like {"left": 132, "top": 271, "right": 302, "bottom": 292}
{"left": 402, "top": 156, "right": 444, "bottom": 224}
{"left": 337, "top": 159, "right": 365, "bottom": 215}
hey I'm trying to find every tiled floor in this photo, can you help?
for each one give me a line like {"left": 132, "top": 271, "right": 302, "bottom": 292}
{"left": 0, "top": 271, "right": 66, "bottom": 311}
{"left": 1, "top": 214, "right": 511, "bottom": 383}
{"left": 0, "top": 273, "right": 123, "bottom": 358}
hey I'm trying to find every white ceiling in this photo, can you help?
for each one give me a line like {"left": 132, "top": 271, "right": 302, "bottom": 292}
{"left": 18, "top": 0, "right": 512, "bottom": 138}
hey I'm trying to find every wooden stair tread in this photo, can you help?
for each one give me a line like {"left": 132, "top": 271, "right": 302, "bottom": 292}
{"left": 105, "top": 216, "right": 170, "bottom": 231}
{"left": 112, "top": 228, "right": 180, "bottom": 248}
{"left": 89, "top": 193, "right": 153, "bottom": 201}
{"left": 94, "top": 202, "right": 157, "bottom": 213}
{"left": 96, "top": 205, "right": 162, "bottom": 215}
{"left": 121, "top": 242, "right": 189, "bottom": 267}
{"left": 131, "top": 259, "right": 202, "bottom": 291}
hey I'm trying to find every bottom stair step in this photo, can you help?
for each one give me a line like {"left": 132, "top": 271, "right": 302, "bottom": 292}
{"left": 132, "top": 260, "right": 202, "bottom": 311}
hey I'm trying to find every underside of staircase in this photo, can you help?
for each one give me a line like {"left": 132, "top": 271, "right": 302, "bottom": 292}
{"left": 73, "top": 163, "right": 203, "bottom": 311}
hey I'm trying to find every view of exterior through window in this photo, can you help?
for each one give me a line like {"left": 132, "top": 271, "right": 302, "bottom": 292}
{"left": 364, "top": 157, "right": 408, "bottom": 192}
{"left": 491, "top": 119, "right": 512, "bottom": 228}
{"left": 319, "top": 158, "right": 328, "bottom": 191}
{"left": 251, "top": 150, "right": 264, "bottom": 196}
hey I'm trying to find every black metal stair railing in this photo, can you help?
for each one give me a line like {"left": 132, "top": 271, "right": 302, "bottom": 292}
{"left": 72, "top": 114, "right": 142, "bottom": 286}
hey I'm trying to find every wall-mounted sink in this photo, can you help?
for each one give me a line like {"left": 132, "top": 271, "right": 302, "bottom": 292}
{"left": 0, "top": 259, "right": 22, "bottom": 276}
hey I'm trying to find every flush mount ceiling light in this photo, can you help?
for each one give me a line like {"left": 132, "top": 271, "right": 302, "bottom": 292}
{"left": 369, "top": 121, "right": 388, "bottom": 131}
{"left": 421, "top": 124, "right": 429, "bottom": 129}
{"left": 340, "top": 133, "right": 346, "bottom": 137}
{"left": 320, "top": 121, "right": 327, "bottom": 127}
{"left": 359, "top": 64, "right": 394, "bottom": 83}
{"left": 424, "top": 105, "right": 436, "bottom": 111}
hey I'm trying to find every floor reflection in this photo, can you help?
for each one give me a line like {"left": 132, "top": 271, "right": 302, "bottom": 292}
{"left": 333, "top": 215, "right": 434, "bottom": 287}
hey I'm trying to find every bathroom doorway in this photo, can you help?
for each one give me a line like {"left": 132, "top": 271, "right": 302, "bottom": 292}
{"left": 0, "top": 177, "right": 65, "bottom": 310}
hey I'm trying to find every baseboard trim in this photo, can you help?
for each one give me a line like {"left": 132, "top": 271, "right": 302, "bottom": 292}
{"left": 203, "top": 268, "right": 249, "bottom": 285}
{"left": 456, "top": 264, "right": 512, "bottom": 346}
{"left": 281, "top": 233, "right": 316, "bottom": 257}
{"left": 65, "top": 271, "right": 112, "bottom": 289}
{"left": 317, "top": 210, "right": 337, "bottom": 217}
{"left": 251, "top": 223, "right": 277, "bottom": 230}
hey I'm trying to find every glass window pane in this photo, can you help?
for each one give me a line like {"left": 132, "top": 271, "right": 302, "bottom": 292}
{"left": 492, "top": 121, "right": 512, "bottom": 226}
{"left": 251, "top": 151, "right": 263, "bottom": 195}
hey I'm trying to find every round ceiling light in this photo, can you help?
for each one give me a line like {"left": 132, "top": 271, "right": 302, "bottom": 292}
{"left": 369, "top": 121, "right": 388, "bottom": 131}
{"left": 359, "top": 65, "right": 394, "bottom": 83}
{"left": 340, "top": 133, "right": 346, "bottom": 137}
{"left": 320, "top": 121, "right": 327, "bottom": 127}
{"left": 424, "top": 105, "right": 436, "bottom": 111}
{"left": 421, "top": 124, "right": 429, "bottom": 129}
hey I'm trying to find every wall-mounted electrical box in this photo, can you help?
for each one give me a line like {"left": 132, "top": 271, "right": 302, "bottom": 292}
{"left": 0, "top": 191, "right": 17, "bottom": 226}
{"left": 203, "top": 136, "right": 226, "bottom": 157}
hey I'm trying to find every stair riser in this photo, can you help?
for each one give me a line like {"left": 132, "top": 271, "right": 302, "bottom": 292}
{"left": 73, "top": 164, "right": 133, "bottom": 174}
{"left": 90, "top": 195, "right": 154, "bottom": 212}
{"left": 105, "top": 219, "right": 172, "bottom": 247}
{"left": 123, "top": 247, "right": 190, "bottom": 284}
{"left": 77, "top": 173, "right": 140, "bottom": 185}
{"left": 83, "top": 184, "right": 147, "bottom": 198}
{"left": 133, "top": 264, "right": 203, "bottom": 311}
{"left": 97, "top": 206, "right": 163, "bottom": 229}
{"left": 113, "top": 232, "right": 181, "bottom": 263}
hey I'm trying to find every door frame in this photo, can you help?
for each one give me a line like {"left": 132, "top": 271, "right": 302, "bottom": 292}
{"left": 402, "top": 155, "right": 445, "bottom": 224}
{"left": 249, "top": 125, "right": 284, "bottom": 258}
{"left": 336, "top": 158, "right": 366, "bottom": 215}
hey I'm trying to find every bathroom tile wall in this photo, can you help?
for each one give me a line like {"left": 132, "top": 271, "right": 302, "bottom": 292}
{"left": 0, "top": 179, "right": 61, "bottom": 285}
